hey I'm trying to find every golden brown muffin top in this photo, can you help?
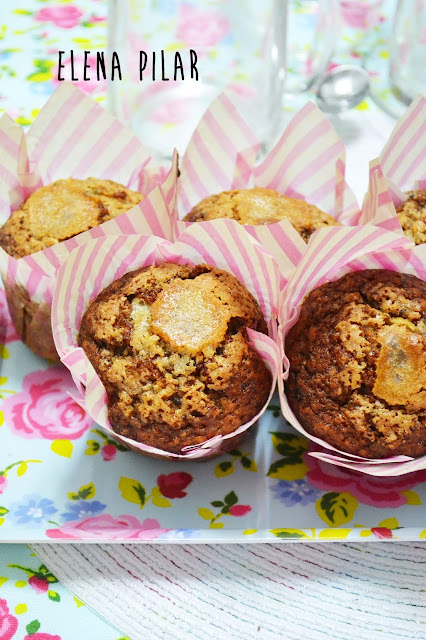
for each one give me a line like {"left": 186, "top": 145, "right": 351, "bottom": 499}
{"left": 396, "top": 190, "right": 426, "bottom": 245}
{"left": 184, "top": 187, "right": 340, "bottom": 241}
{"left": 0, "top": 178, "right": 144, "bottom": 258}
{"left": 286, "top": 269, "right": 426, "bottom": 459}
{"left": 78, "top": 262, "right": 270, "bottom": 453}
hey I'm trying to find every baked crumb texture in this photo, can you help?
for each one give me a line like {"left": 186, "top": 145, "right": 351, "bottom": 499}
{"left": 79, "top": 263, "right": 271, "bottom": 454}
{"left": 0, "top": 177, "right": 144, "bottom": 258}
{"left": 396, "top": 190, "right": 426, "bottom": 245}
{"left": 4, "top": 284, "right": 57, "bottom": 361}
{"left": 286, "top": 269, "right": 426, "bottom": 459}
{"left": 184, "top": 187, "right": 340, "bottom": 242}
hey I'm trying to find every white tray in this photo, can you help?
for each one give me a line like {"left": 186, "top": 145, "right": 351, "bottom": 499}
{"left": 1, "top": 301, "right": 425, "bottom": 543}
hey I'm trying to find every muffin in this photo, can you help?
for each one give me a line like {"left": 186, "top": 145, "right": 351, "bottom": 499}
{"left": 78, "top": 262, "right": 271, "bottom": 453}
{"left": 0, "top": 177, "right": 144, "bottom": 258}
{"left": 184, "top": 187, "right": 340, "bottom": 242}
{"left": 285, "top": 269, "right": 426, "bottom": 459}
{"left": 0, "top": 177, "right": 143, "bottom": 360}
{"left": 396, "top": 190, "right": 426, "bottom": 246}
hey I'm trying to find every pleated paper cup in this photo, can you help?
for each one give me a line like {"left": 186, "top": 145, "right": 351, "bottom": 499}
{"left": 0, "top": 83, "right": 177, "bottom": 360}
{"left": 363, "top": 95, "right": 426, "bottom": 233}
{"left": 52, "top": 219, "right": 283, "bottom": 460}
{"left": 360, "top": 163, "right": 406, "bottom": 233}
{"left": 278, "top": 224, "right": 426, "bottom": 477}
{"left": 173, "top": 92, "right": 361, "bottom": 265}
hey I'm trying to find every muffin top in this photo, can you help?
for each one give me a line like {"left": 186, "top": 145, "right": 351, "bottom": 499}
{"left": 396, "top": 190, "right": 426, "bottom": 245}
{"left": 78, "top": 262, "right": 271, "bottom": 453}
{"left": 0, "top": 178, "right": 144, "bottom": 258}
{"left": 285, "top": 269, "right": 426, "bottom": 459}
{"left": 184, "top": 187, "right": 340, "bottom": 241}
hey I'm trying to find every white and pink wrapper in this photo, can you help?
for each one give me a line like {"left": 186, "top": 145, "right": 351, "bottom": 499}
{"left": 174, "top": 92, "right": 404, "bottom": 272}
{"left": 277, "top": 223, "right": 426, "bottom": 477}
{"left": 377, "top": 94, "right": 426, "bottom": 201}
{"left": 173, "top": 93, "right": 365, "bottom": 268}
{"left": 364, "top": 94, "right": 426, "bottom": 231}
{"left": 0, "top": 83, "right": 177, "bottom": 359}
{"left": 52, "top": 219, "right": 283, "bottom": 460}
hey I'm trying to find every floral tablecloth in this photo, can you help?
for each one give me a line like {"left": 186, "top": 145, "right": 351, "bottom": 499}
{"left": 0, "top": 544, "right": 124, "bottom": 640}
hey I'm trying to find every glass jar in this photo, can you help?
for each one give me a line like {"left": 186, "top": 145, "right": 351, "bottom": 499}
{"left": 107, "top": 0, "right": 287, "bottom": 158}
{"left": 390, "top": 0, "right": 426, "bottom": 104}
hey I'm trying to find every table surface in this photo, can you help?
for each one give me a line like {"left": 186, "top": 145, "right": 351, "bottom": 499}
{"left": 1, "top": 1, "right": 421, "bottom": 640}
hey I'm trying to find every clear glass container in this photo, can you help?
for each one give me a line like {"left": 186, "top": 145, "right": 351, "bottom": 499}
{"left": 390, "top": 0, "right": 426, "bottom": 104}
{"left": 286, "top": 0, "right": 340, "bottom": 93}
{"left": 107, "top": 0, "right": 287, "bottom": 158}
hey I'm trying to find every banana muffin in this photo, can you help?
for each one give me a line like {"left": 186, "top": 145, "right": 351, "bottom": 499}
{"left": 0, "top": 177, "right": 143, "bottom": 360}
{"left": 396, "top": 190, "right": 426, "bottom": 246}
{"left": 184, "top": 187, "right": 340, "bottom": 242}
{"left": 285, "top": 269, "right": 426, "bottom": 459}
{"left": 0, "top": 177, "right": 144, "bottom": 258}
{"left": 78, "top": 262, "right": 271, "bottom": 453}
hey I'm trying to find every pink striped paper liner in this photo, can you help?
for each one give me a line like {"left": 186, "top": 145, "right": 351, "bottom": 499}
{"left": 363, "top": 95, "right": 426, "bottom": 234}
{"left": 0, "top": 83, "right": 178, "bottom": 358}
{"left": 278, "top": 224, "right": 426, "bottom": 476}
{"left": 380, "top": 95, "right": 426, "bottom": 195}
{"left": 52, "top": 220, "right": 282, "bottom": 460}
{"left": 361, "top": 96, "right": 426, "bottom": 240}
{"left": 359, "top": 161, "right": 405, "bottom": 233}
{"left": 174, "top": 95, "right": 360, "bottom": 265}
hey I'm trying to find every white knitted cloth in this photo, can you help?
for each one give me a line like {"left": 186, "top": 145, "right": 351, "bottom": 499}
{"left": 33, "top": 542, "right": 426, "bottom": 640}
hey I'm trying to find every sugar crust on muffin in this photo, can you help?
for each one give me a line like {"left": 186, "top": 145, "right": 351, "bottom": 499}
{"left": 0, "top": 177, "right": 144, "bottom": 258}
{"left": 78, "top": 263, "right": 271, "bottom": 453}
{"left": 396, "top": 190, "right": 426, "bottom": 245}
{"left": 285, "top": 269, "right": 426, "bottom": 459}
{"left": 184, "top": 187, "right": 340, "bottom": 241}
